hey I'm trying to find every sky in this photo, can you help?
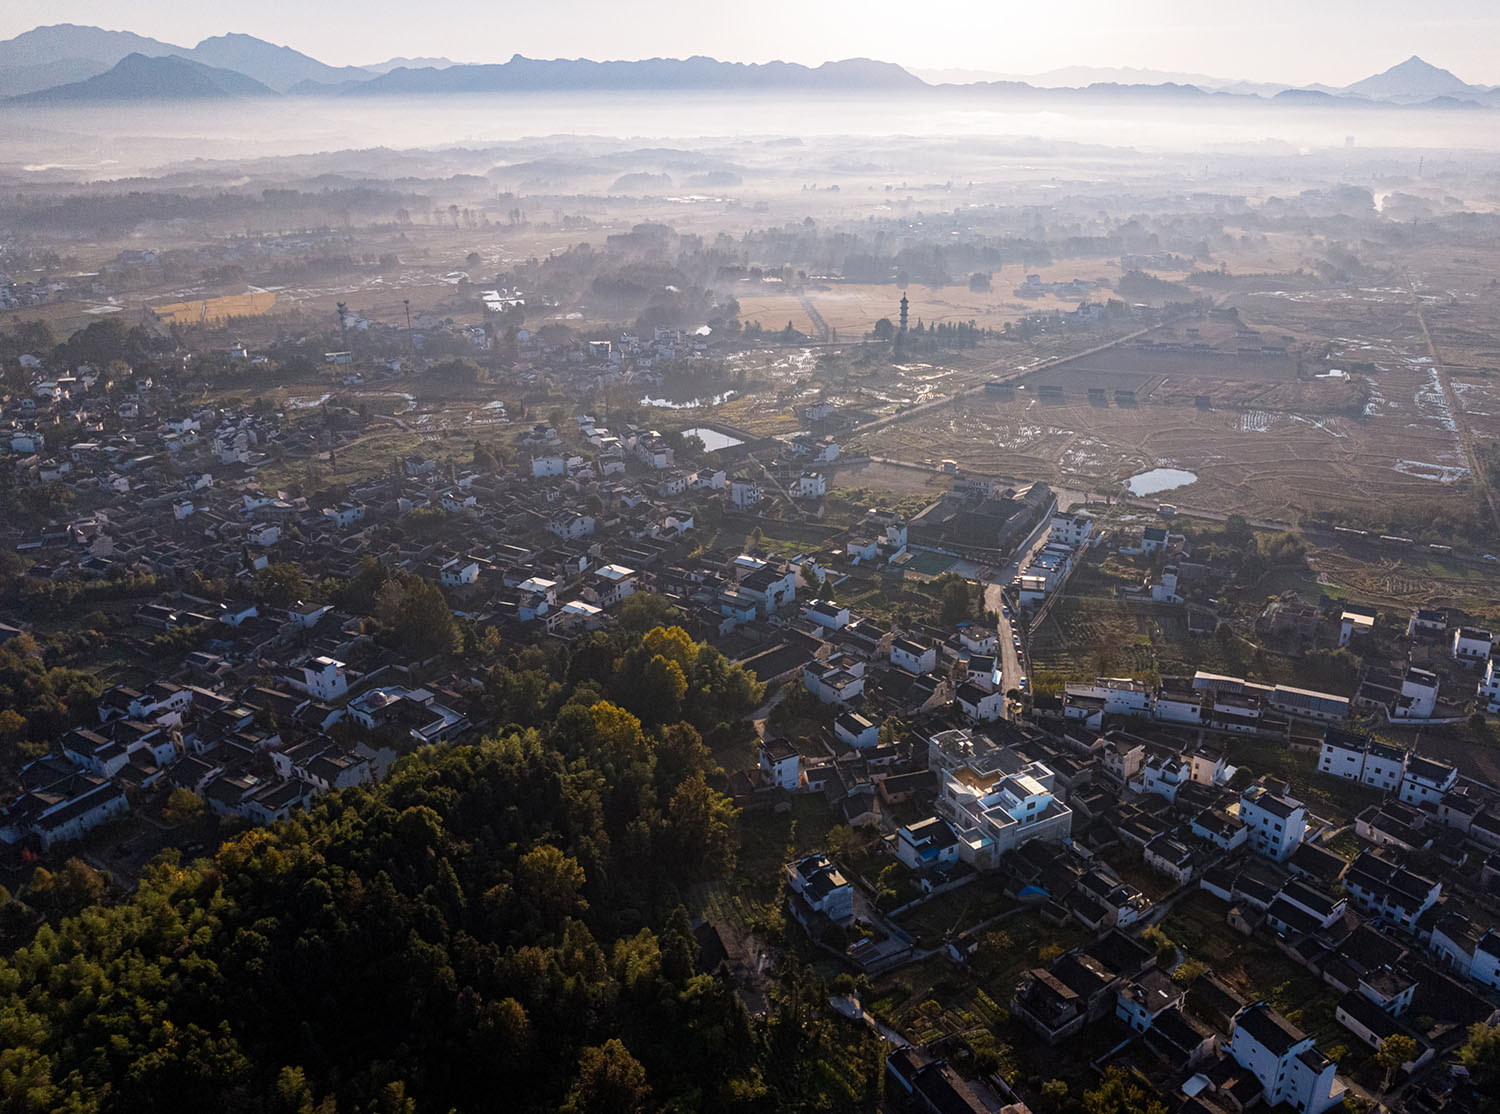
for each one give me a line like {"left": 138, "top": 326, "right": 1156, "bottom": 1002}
{"left": 3, "top": 0, "right": 1498, "bottom": 87}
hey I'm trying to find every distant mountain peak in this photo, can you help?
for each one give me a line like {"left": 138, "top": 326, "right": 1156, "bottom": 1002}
{"left": 15, "top": 51, "right": 277, "bottom": 102}
{"left": 1344, "top": 55, "right": 1472, "bottom": 99}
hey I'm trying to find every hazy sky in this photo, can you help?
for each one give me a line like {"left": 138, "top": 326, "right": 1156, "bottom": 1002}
{"left": 4, "top": 0, "right": 1497, "bottom": 86}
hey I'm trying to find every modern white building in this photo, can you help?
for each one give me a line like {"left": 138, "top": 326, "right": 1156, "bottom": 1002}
{"left": 926, "top": 729, "right": 1073, "bottom": 870}
{"left": 730, "top": 478, "right": 763, "bottom": 509}
{"left": 1238, "top": 781, "right": 1307, "bottom": 862}
{"left": 1399, "top": 755, "right": 1457, "bottom": 808}
{"left": 1227, "top": 1003, "right": 1344, "bottom": 1114}
{"left": 1048, "top": 513, "right": 1094, "bottom": 549}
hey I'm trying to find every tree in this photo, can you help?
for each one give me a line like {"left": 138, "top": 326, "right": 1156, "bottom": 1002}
{"left": 1082, "top": 1068, "right": 1166, "bottom": 1114}
{"left": 872, "top": 318, "right": 895, "bottom": 341}
{"left": 615, "top": 592, "right": 686, "bottom": 635}
{"left": 1460, "top": 1021, "right": 1500, "bottom": 1077}
{"left": 254, "top": 562, "right": 304, "bottom": 607}
{"left": 974, "top": 930, "right": 1014, "bottom": 973}
{"left": 562, "top": 1039, "right": 650, "bottom": 1114}
{"left": 640, "top": 655, "right": 688, "bottom": 720}
{"left": 1141, "top": 925, "right": 1175, "bottom": 965}
{"left": 388, "top": 578, "right": 461, "bottom": 658}
{"left": 517, "top": 844, "right": 587, "bottom": 926}
{"left": 1040, "top": 1079, "right": 1070, "bottom": 1112}
{"left": 664, "top": 772, "right": 737, "bottom": 875}
{"left": 937, "top": 574, "right": 975, "bottom": 625}
{"left": 163, "top": 787, "right": 204, "bottom": 826}
{"left": 1376, "top": 1034, "right": 1418, "bottom": 1091}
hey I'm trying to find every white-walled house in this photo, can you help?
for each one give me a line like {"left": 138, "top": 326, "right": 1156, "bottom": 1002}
{"left": 1341, "top": 850, "right": 1441, "bottom": 931}
{"left": 803, "top": 599, "right": 850, "bottom": 631}
{"left": 1395, "top": 668, "right": 1439, "bottom": 719}
{"left": 290, "top": 657, "right": 348, "bottom": 702}
{"left": 584, "top": 564, "right": 637, "bottom": 608}
{"left": 895, "top": 816, "right": 961, "bottom": 872}
{"left": 1239, "top": 782, "right": 1307, "bottom": 862}
{"left": 437, "top": 558, "right": 478, "bottom": 588}
{"left": 786, "top": 854, "right": 854, "bottom": 923}
{"left": 792, "top": 471, "right": 826, "bottom": 499}
{"left": 955, "top": 682, "right": 1006, "bottom": 724}
{"left": 759, "top": 737, "right": 800, "bottom": 790}
{"left": 1399, "top": 755, "right": 1457, "bottom": 808}
{"left": 1477, "top": 655, "right": 1500, "bottom": 714}
{"left": 834, "top": 712, "right": 879, "bottom": 749}
{"left": 1227, "top": 1004, "right": 1344, "bottom": 1114}
{"left": 1048, "top": 513, "right": 1094, "bottom": 548}
{"left": 890, "top": 638, "right": 937, "bottom": 675}
{"left": 1453, "top": 627, "right": 1494, "bottom": 663}
{"left": 730, "top": 478, "right": 763, "bottom": 510}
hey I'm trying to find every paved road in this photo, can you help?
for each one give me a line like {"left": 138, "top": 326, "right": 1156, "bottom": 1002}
{"left": 848, "top": 325, "right": 1156, "bottom": 439}
{"left": 982, "top": 499, "right": 1059, "bottom": 716}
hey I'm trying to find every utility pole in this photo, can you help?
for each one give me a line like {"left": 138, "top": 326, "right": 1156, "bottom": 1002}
{"left": 404, "top": 299, "right": 413, "bottom": 353}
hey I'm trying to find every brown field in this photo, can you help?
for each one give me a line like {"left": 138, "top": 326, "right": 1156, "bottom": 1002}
{"left": 868, "top": 360, "right": 1467, "bottom": 520}
{"left": 148, "top": 290, "right": 278, "bottom": 326}
{"left": 736, "top": 270, "right": 1128, "bottom": 340}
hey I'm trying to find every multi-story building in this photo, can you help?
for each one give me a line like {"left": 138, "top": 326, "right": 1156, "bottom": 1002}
{"left": 1341, "top": 850, "right": 1441, "bottom": 931}
{"left": 1227, "top": 1003, "right": 1344, "bottom": 1114}
{"left": 926, "top": 729, "right": 1073, "bottom": 870}
{"left": 1399, "top": 755, "right": 1458, "bottom": 808}
{"left": 1238, "top": 781, "right": 1307, "bottom": 862}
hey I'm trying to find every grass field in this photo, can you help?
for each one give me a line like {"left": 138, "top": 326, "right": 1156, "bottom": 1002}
{"left": 1028, "top": 596, "right": 1265, "bottom": 682}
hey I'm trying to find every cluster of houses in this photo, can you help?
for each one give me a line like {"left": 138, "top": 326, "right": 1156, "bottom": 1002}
{"left": 0, "top": 597, "right": 475, "bottom": 853}
{"left": 776, "top": 665, "right": 1500, "bottom": 1108}
{"left": 1060, "top": 670, "right": 1352, "bottom": 735}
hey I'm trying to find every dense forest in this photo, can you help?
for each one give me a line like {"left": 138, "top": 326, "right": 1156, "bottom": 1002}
{"left": 0, "top": 622, "right": 884, "bottom": 1114}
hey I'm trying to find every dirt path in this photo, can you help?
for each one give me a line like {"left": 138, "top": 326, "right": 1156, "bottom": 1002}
{"left": 1406, "top": 270, "right": 1500, "bottom": 537}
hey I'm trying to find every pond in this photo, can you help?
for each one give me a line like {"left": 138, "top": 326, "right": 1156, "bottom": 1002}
{"left": 1127, "top": 467, "right": 1198, "bottom": 496}
{"left": 682, "top": 427, "right": 744, "bottom": 452}
{"left": 639, "top": 390, "right": 739, "bottom": 409}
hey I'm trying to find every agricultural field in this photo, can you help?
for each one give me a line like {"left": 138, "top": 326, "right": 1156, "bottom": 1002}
{"left": 736, "top": 266, "right": 1126, "bottom": 340}
{"left": 1027, "top": 596, "right": 1266, "bottom": 682}
{"left": 871, "top": 349, "right": 1471, "bottom": 523}
{"left": 1304, "top": 541, "right": 1500, "bottom": 622}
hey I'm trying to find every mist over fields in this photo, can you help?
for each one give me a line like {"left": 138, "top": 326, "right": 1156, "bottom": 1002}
{"left": 7, "top": 92, "right": 1500, "bottom": 180}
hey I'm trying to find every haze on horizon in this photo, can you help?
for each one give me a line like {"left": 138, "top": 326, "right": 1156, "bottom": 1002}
{"left": 3, "top": 0, "right": 1498, "bottom": 88}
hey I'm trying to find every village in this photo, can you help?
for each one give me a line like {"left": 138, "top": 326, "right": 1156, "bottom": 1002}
{"left": 2, "top": 313, "right": 1500, "bottom": 1114}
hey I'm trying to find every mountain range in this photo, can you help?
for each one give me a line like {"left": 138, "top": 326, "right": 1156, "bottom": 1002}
{"left": 2, "top": 25, "right": 1496, "bottom": 108}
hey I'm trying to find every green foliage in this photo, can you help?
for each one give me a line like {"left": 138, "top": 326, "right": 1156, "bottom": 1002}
{"left": 935, "top": 573, "right": 979, "bottom": 626}
{"left": 1082, "top": 1068, "right": 1167, "bottom": 1114}
{"left": 1375, "top": 1033, "right": 1418, "bottom": 1090}
{"left": 0, "top": 653, "right": 765, "bottom": 1113}
{"left": 381, "top": 577, "right": 462, "bottom": 658}
{"left": 163, "top": 787, "right": 205, "bottom": 826}
{"left": 0, "top": 632, "right": 105, "bottom": 750}
{"left": 255, "top": 562, "right": 306, "bottom": 607}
